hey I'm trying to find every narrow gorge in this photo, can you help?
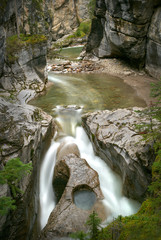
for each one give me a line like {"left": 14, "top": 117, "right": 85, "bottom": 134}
{"left": 0, "top": 1, "right": 161, "bottom": 240}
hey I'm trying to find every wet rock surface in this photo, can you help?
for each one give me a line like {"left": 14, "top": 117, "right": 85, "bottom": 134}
{"left": 82, "top": 108, "right": 156, "bottom": 202}
{"left": 39, "top": 153, "right": 106, "bottom": 239}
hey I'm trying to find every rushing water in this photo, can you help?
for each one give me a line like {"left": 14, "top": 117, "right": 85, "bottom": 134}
{"left": 32, "top": 47, "right": 146, "bottom": 230}
{"left": 39, "top": 109, "right": 140, "bottom": 230}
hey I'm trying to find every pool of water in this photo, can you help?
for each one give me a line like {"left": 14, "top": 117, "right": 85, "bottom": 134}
{"left": 73, "top": 189, "right": 96, "bottom": 210}
{"left": 30, "top": 72, "right": 146, "bottom": 116}
{"left": 54, "top": 46, "right": 84, "bottom": 61}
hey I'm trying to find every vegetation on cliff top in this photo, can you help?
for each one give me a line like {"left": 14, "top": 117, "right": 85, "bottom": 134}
{"left": 6, "top": 33, "right": 47, "bottom": 63}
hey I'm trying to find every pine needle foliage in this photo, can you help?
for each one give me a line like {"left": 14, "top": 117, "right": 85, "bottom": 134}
{"left": 0, "top": 158, "right": 32, "bottom": 215}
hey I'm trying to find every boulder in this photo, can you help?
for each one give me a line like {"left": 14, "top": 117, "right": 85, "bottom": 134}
{"left": 39, "top": 154, "right": 107, "bottom": 239}
{"left": 56, "top": 141, "right": 80, "bottom": 162}
{"left": 82, "top": 108, "right": 156, "bottom": 202}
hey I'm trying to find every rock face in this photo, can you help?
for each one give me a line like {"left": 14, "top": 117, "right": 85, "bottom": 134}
{"left": 0, "top": 1, "right": 55, "bottom": 239}
{"left": 0, "top": 42, "right": 47, "bottom": 98}
{"left": 86, "top": 0, "right": 161, "bottom": 77}
{"left": 39, "top": 153, "right": 105, "bottom": 239}
{"left": 52, "top": 0, "right": 90, "bottom": 40}
{"left": 0, "top": 97, "right": 55, "bottom": 240}
{"left": 82, "top": 108, "right": 155, "bottom": 202}
{"left": 145, "top": 7, "right": 161, "bottom": 79}
{"left": 0, "top": 0, "right": 54, "bottom": 99}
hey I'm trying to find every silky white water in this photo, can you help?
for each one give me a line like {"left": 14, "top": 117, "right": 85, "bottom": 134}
{"left": 39, "top": 109, "right": 140, "bottom": 230}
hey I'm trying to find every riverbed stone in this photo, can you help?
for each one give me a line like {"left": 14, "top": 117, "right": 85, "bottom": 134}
{"left": 82, "top": 108, "right": 156, "bottom": 202}
{"left": 39, "top": 154, "right": 106, "bottom": 239}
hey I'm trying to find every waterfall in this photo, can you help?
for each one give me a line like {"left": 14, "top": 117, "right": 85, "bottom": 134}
{"left": 39, "top": 140, "right": 60, "bottom": 229}
{"left": 39, "top": 108, "right": 140, "bottom": 230}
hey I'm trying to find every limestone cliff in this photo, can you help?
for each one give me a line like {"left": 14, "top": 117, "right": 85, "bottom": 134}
{"left": 0, "top": 98, "right": 55, "bottom": 240}
{"left": 0, "top": 1, "right": 55, "bottom": 239}
{"left": 0, "top": 0, "right": 54, "bottom": 99}
{"left": 52, "top": 0, "right": 90, "bottom": 40}
{"left": 85, "top": 0, "right": 161, "bottom": 79}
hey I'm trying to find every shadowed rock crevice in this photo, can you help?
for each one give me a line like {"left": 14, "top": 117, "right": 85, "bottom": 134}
{"left": 53, "top": 160, "right": 70, "bottom": 204}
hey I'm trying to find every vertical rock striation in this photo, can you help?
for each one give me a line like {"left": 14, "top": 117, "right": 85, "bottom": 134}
{"left": 0, "top": 0, "right": 54, "bottom": 99}
{"left": 0, "top": 1, "right": 55, "bottom": 239}
{"left": 86, "top": 0, "right": 161, "bottom": 77}
{"left": 145, "top": 7, "right": 161, "bottom": 79}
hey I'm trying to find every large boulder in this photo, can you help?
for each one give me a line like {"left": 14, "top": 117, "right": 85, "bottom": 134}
{"left": 0, "top": 97, "right": 55, "bottom": 240}
{"left": 39, "top": 153, "right": 106, "bottom": 239}
{"left": 56, "top": 141, "right": 80, "bottom": 162}
{"left": 82, "top": 108, "right": 156, "bottom": 202}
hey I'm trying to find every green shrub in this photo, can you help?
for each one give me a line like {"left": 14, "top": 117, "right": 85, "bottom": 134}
{"left": 0, "top": 197, "right": 16, "bottom": 216}
{"left": 0, "top": 158, "right": 32, "bottom": 215}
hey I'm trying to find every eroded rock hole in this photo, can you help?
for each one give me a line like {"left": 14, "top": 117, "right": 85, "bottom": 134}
{"left": 73, "top": 185, "right": 96, "bottom": 210}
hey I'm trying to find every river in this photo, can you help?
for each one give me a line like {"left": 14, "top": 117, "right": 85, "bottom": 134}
{"left": 30, "top": 47, "right": 146, "bottom": 231}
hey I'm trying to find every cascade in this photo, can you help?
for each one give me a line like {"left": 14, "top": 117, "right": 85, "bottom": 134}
{"left": 39, "top": 106, "right": 140, "bottom": 230}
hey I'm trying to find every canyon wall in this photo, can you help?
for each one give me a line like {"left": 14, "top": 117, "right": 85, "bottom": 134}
{"left": 86, "top": 0, "right": 161, "bottom": 79}
{"left": 52, "top": 0, "right": 90, "bottom": 40}
{"left": 0, "top": 0, "right": 54, "bottom": 99}
{"left": 0, "top": 1, "right": 55, "bottom": 239}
